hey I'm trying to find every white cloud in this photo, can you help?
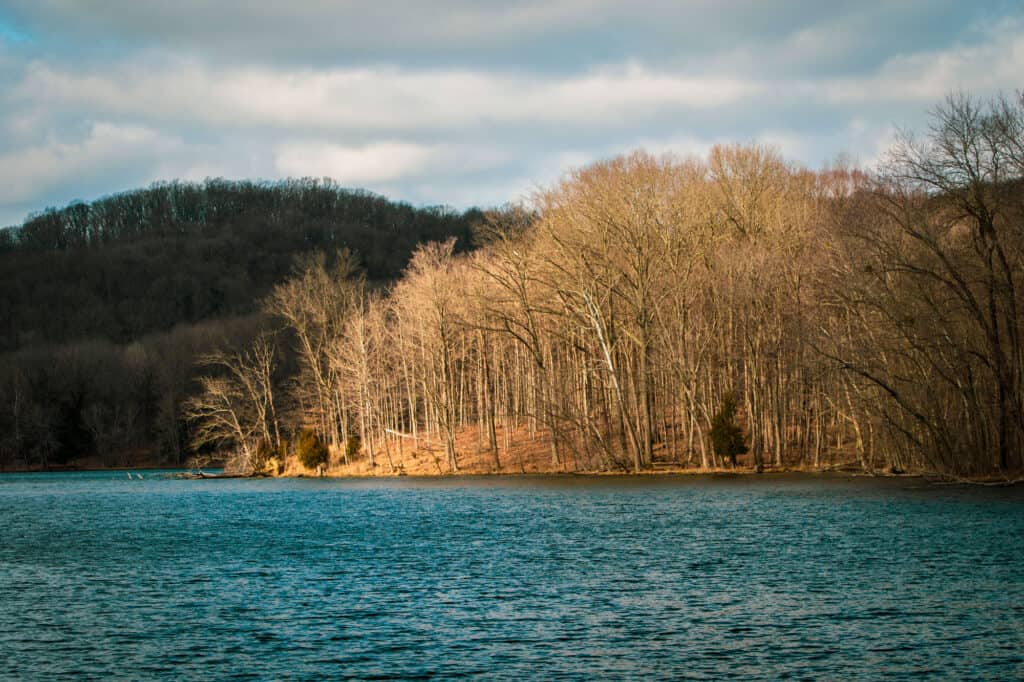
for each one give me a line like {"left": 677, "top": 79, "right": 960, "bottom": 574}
{"left": 275, "top": 141, "right": 437, "bottom": 183}
{"left": 1, "top": 1, "right": 1022, "bottom": 226}
{"left": 14, "top": 59, "right": 759, "bottom": 134}
{"left": 823, "top": 17, "right": 1024, "bottom": 104}
{"left": 0, "top": 122, "right": 181, "bottom": 204}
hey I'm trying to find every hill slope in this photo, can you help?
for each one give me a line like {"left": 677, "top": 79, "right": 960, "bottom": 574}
{"left": 0, "top": 178, "right": 478, "bottom": 351}
{"left": 0, "top": 178, "right": 480, "bottom": 469}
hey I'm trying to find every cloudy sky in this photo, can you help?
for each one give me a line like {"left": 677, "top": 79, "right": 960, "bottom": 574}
{"left": 0, "top": 1, "right": 1021, "bottom": 225}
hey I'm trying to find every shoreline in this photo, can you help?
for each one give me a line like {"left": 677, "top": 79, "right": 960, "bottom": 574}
{"left": 0, "top": 465, "right": 209, "bottom": 474}
{"left": 3, "top": 463, "right": 1019, "bottom": 486}
{"left": 280, "top": 466, "right": 1021, "bottom": 485}
{"left": 0, "top": 463, "right": 866, "bottom": 477}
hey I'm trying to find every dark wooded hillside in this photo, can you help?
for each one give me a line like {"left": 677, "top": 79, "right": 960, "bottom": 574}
{"left": 0, "top": 178, "right": 479, "bottom": 469}
{"left": 0, "top": 178, "right": 477, "bottom": 351}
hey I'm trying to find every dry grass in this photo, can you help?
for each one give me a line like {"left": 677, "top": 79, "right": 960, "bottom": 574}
{"left": 282, "top": 423, "right": 775, "bottom": 478}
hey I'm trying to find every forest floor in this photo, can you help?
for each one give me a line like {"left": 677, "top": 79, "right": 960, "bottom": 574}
{"left": 280, "top": 423, "right": 857, "bottom": 478}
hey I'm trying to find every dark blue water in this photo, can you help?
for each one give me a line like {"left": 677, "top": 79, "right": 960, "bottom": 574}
{"left": 1, "top": 472, "right": 1022, "bottom": 680}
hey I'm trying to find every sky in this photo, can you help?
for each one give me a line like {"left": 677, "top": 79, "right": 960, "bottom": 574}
{"left": 0, "top": 0, "right": 1022, "bottom": 226}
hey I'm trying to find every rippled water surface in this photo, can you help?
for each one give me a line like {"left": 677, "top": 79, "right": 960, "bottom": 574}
{"left": 1, "top": 472, "right": 1022, "bottom": 680}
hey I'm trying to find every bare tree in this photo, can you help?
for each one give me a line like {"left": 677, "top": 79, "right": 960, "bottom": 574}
{"left": 185, "top": 335, "right": 281, "bottom": 474}
{"left": 265, "top": 250, "right": 362, "bottom": 450}
{"left": 826, "top": 93, "right": 1024, "bottom": 475}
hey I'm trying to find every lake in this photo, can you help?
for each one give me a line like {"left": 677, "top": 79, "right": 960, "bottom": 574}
{"left": 1, "top": 472, "right": 1022, "bottom": 680}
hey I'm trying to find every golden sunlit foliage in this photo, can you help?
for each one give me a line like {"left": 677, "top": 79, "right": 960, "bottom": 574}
{"left": 182, "top": 93, "right": 1024, "bottom": 479}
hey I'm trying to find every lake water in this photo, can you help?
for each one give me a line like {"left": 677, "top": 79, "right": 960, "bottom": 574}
{"left": 0, "top": 472, "right": 1022, "bottom": 680}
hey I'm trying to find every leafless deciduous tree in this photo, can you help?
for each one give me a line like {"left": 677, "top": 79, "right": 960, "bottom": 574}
{"left": 185, "top": 335, "right": 281, "bottom": 474}
{"left": 182, "top": 92, "right": 1024, "bottom": 480}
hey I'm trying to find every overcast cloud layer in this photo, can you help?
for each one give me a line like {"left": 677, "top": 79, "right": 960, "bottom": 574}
{"left": 0, "top": 1, "right": 1022, "bottom": 225}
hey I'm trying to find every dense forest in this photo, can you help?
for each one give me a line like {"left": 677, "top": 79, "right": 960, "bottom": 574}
{"left": 2, "top": 93, "right": 1022, "bottom": 479}
{"left": 0, "top": 179, "right": 476, "bottom": 350}
{"left": 0, "top": 180, "right": 476, "bottom": 467}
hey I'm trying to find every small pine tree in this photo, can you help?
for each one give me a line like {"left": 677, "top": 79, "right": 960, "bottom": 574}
{"left": 709, "top": 392, "right": 748, "bottom": 467}
{"left": 345, "top": 434, "right": 361, "bottom": 462}
{"left": 295, "top": 429, "right": 329, "bottom": 470}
